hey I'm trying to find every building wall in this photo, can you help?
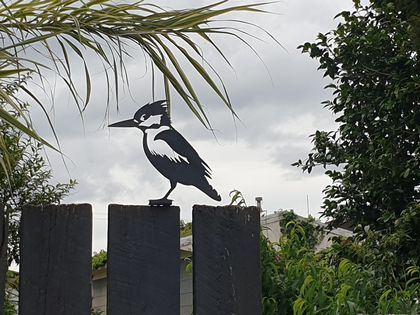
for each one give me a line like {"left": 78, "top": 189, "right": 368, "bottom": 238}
{"left": 91, "top": 269, "right": 107, "bottom": 314}
{"left": 261, "top": 212, "right": 283, "bottom": 242}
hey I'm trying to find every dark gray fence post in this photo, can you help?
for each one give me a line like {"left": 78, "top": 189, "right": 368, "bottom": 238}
{"left": 0, "top": 204, "right": 6, "bottom": 313}
{"left": 19, "top": 204, "right": 92, "bottom": 315}
{"left": 193, "top": 205, "right": 261, "bottom": 315}
{"left": 107, "top": 204, "right": 180, "bottom": 315}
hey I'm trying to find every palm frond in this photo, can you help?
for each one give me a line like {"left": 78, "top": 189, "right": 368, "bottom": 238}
{"left": 0, "top": 0, "right": 277, "bottom": 176}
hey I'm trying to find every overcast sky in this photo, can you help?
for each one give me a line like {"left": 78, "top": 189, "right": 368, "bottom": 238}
{"left": 28, "top": 0, "right": 353, "bottom": 252}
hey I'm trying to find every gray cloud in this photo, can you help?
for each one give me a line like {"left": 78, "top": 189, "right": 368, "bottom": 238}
{"left": 17, "top": 0, "right": 353, "bottom": 251}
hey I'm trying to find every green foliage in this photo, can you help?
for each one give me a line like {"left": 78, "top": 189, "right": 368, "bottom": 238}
{"left": 229, "top": 189, "right": 247, "bottom": 207}
{"left": 180, "top": 220, "right": 193, "bottom": 237}
{"left": 185, "top": 257, "right": 193, "bottom": 274}
{"left": 261, "top": 211, "right": 324, "bottom": 314}
{"left": 372, "top": 0, "right": 420, "bottom": 53}
{"left": 294, "top": 1, "right": 419, "bottom": 233}
{"left": 0, "top": 83, "right": 76, "bottom": 265}
{"left": 261, "top": 233, "right": 282, "bottom": 314}
{"left": 292, "top": 258, "right": 419, "bottom": 315}
{"left": 4, "top": 299, "right": 16, "bottom": 315}
{"left": 92, "top": 250, "right": 108, "bottom": 271}
{"left": 91, "top": 308, "right": 104, "bottom": 315}
{"left": 278, "top": 211, "right": 324, "bottom": 250}
{"left": 261, "top": 213, "right": 420, "bottom": 315}
{"left": 286, "top": 2, "right": 420, "bottom": 312}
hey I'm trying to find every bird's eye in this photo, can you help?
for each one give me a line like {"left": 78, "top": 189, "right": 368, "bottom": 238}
{"left": 140, "top": 114, "right": 149, "bottom": 121}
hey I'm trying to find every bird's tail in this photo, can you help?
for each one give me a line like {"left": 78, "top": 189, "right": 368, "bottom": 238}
{"left": 199, "top": 182, "right": 221, "bottom": 201}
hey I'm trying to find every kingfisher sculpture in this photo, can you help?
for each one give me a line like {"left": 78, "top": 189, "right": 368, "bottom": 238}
{"left": 109, "top": 100, "right": 221, "bottom": 206}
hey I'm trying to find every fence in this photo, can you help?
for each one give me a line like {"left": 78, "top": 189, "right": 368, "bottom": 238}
{"left": 0, "top": 204, "right": 261, "bottom": 315}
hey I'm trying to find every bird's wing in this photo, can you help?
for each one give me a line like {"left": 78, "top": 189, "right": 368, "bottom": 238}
{"left": 154, "top": 128, "right": 212, "bottom": 178}
{"left": 148, "top": 137, "right": 189, "bottom": 164}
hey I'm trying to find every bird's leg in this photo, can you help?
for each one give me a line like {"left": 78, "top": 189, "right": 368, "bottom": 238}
{"left": 163, "top": 181, "right": 177, "bottom": 200}
{"left": 149, "top": 182, "right": 177, "bottom": 206}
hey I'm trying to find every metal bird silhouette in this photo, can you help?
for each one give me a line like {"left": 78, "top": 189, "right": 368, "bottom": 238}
{"left": 108, "top": 100, "right": 221, "bottom": 206}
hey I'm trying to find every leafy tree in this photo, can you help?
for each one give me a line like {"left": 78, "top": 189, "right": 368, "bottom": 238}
{"left": 0, "top": 0, "right": 274, "bottom": 176}
{"left": 326, "top": 203, "right": 420, "bottom": 277}
{"left": 261, "top": 216, "right": 420, "bottom": 315}
{"left": 261, "top": 211, "right": 324, "bottom": 314}
{"left": 0, "top": 78, "right": 75, "bottom": 314}
{"left": 268, "top": 1, "right": 420, "bottom": 313}
{"left": 261, "top": 233, "right": 282, "bottom": 314}
{"left": 1, "top": 78, "right": 75, "bottom": 265}
{"left": 372, "top": 0, "right": 420, "bottom": 53}
{"left": 294, "top": 0, "right": 419, "bottom": 232}
{"left": 92, "top": 250, "right": 108, "bottom": 271}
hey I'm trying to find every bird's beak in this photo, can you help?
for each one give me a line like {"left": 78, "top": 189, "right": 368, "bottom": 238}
{"left": 108, "top": 119, "right": 136, "bottom": 128}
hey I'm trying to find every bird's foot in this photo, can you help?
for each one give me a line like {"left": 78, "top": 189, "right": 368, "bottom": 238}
{"left": 149, "top": 198, "right": 173, "bottom": 207}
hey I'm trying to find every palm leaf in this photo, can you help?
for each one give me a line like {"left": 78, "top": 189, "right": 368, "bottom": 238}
{"left": 0, "top": 0, "right": 277, "bottom": 176}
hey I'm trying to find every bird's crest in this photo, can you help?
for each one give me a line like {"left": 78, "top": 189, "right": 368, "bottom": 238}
{"left": 133, "top": 100, "right": 170, "bottom": 126}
